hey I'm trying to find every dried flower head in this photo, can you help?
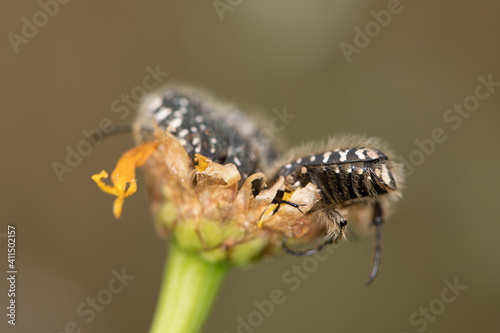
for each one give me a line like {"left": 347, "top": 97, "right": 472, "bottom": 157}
{"left": 93, "top": 124, "right": 322, "bottom": 265}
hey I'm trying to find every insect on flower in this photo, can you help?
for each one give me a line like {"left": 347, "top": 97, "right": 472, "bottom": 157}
{"left": 92, "top": 84, "right": 404, "bottom": 282}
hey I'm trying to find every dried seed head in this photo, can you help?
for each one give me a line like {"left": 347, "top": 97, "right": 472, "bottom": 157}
{"left": 134, "top": 125, "right": 321, "bottom": 265}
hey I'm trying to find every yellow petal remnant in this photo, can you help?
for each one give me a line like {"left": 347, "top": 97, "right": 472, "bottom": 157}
{"left": 92, "top": 142, "right": 158, "bottom": 218}
{"left": 282, "top": 191, "right": 294, "bottom": 202}
{"left": 257, "top": 204, "right": 278, "bottom": 228}
{"left": 257, "top": 191, "right": 296, "bottom": 228}
{"left": 194, "top": 153, "right": 209, "bottom": 172}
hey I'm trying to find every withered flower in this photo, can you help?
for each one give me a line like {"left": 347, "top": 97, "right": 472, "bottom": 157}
{"left": 93, "top": 125, "right": 322, "bottom": 265}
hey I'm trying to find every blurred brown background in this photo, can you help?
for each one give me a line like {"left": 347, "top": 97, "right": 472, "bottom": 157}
{"left": 1, "top": 1, "right": 500, "bottom": 332}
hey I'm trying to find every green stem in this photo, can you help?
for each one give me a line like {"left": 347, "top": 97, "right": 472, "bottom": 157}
{"left": 149, "top": 241, "right": 229, "bottom": 333}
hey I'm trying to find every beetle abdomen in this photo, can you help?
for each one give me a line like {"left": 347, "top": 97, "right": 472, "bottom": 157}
{"left": 277, "top": 147, "right": 398, "bottom": 203}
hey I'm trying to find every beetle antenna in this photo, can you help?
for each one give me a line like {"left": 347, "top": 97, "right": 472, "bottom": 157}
{"left": 102, "top": 123, "right": 134, "bottom": 139}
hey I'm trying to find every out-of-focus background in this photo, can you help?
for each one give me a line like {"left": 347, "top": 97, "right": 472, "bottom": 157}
{"left": 1, "top": 1, "right": 499, "bottom": 332}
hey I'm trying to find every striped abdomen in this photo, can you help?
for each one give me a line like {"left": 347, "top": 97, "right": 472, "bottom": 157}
{"left": 277, "top": 147, "right": 398, "bottom": 204}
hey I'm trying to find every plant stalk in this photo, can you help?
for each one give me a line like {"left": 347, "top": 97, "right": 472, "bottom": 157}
{"left": 149, "top": 241, "right": 229, "bottom": 333}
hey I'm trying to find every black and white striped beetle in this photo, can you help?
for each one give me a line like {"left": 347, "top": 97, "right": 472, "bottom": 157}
{"left": 272, "top": 136, "right": 402, "bottom": 284}
{"left": 107, "top": 85, "right": 403, "bottom": 284}
{"left": 132, "top": 84, "right": 278, "bottom": 184}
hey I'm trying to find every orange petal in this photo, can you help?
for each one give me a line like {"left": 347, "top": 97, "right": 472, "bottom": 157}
{"left": 91, "top": 170, "right": 119, "bottom": 196}
{"left": 92, "top": 142, "right": 158, "bottom": 218}
{"left": 113, "top": 194, "right": 125, "bottom": 219}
